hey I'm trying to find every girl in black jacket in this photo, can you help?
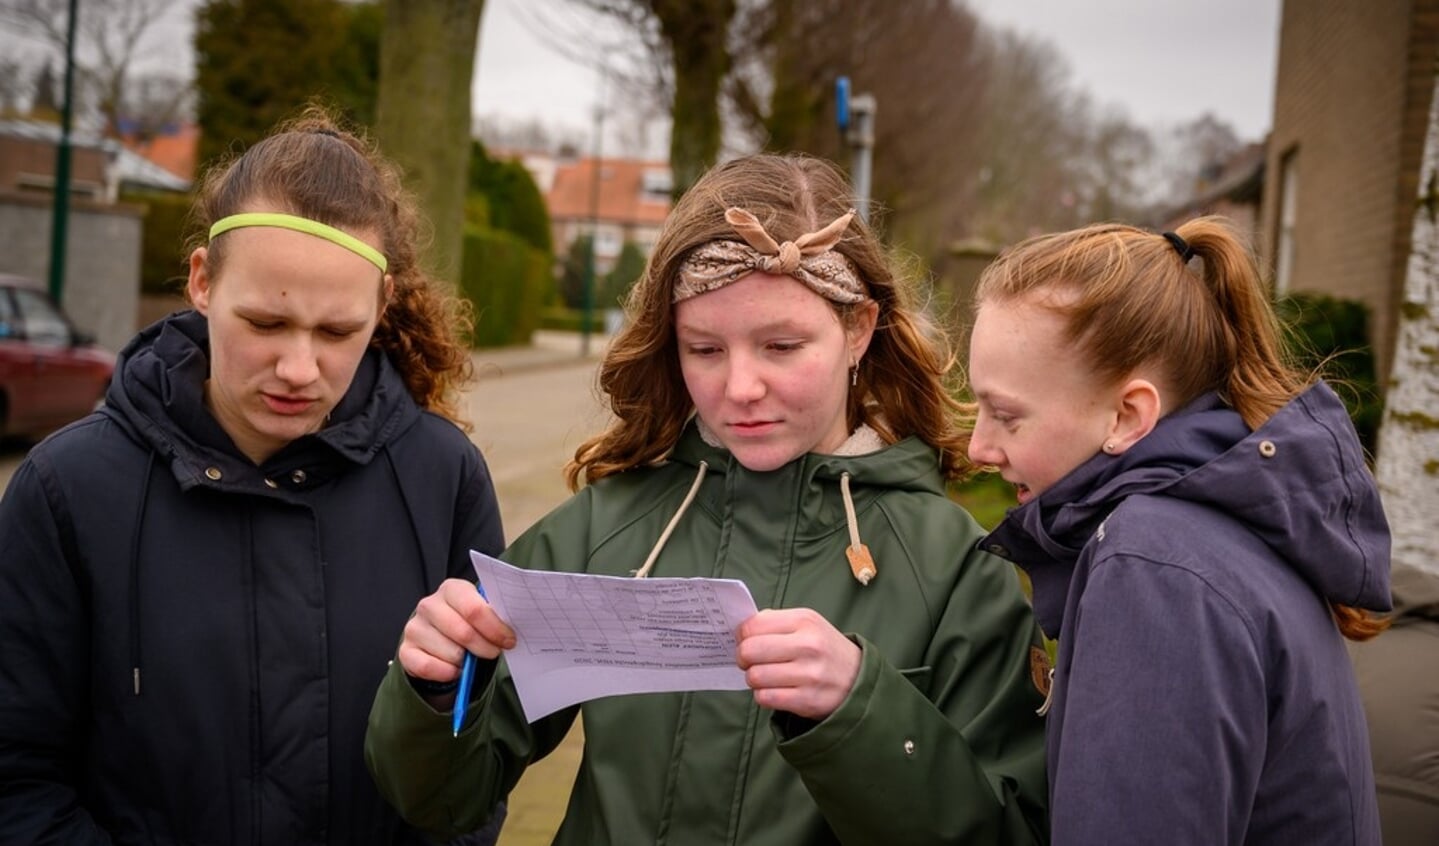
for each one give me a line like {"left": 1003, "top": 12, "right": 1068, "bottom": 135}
{"left": 0, "top": 107, "right": 506, "bottom": 845}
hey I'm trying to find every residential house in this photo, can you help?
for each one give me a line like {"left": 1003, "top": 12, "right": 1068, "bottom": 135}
{"left": 1160, "top": 141, "right": 1267, "bottom": 244}
{"left": 0, "top": 119, "right": 191, "bottom": 199}
{"left": 0, "top": 119, "right": 187, "bottom": 351}
{"left": 0, "top": 120, "right": 111, "bottom": 200}
{"left": 543, "top": 155, "right": 672, "bottom": 275}
{"left": 120, "top": 122, "right": 200, "bottom": 183}
{"left": 1259, "top": 0, "right": 1439, "bottom": 382}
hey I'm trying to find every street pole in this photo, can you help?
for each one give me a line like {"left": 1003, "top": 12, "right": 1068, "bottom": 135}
{"left": 582, "top": 70, "right": 606, "bottom": 358}
{"left": 47, "top": 0, "right": 79, "bottom": 302}
{"left": 846, "top": 93, "right": 875, "bottom": 223}
{"left": 835, "top": 76, "right": 876, "bottom": 223}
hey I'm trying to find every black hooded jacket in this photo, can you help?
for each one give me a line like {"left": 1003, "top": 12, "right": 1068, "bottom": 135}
{"left": 0, "top": 311, "right": 505, "bottom": 845}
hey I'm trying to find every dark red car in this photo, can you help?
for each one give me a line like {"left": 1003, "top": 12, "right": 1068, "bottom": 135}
{"left": 0, "top": 274, "right": 116, "bottom": 439}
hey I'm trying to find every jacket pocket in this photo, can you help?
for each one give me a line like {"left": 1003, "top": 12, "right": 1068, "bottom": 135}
{"left": 898, "top": 665, "right": 932, "bottom": 696}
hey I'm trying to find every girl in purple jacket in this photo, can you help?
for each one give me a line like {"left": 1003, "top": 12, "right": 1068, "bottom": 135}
{"left": 967, "top": 215, "right": 1391, "bottom": 844}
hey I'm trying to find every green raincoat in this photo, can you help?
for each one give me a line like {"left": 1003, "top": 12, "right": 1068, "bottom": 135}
{"left": 367, "top": 424, "right": 1049, "bottom": 845}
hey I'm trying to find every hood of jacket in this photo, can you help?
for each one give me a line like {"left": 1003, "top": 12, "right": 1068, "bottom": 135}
{"left": 102, "top": 310, "right": 421, "bottom": 490}
{"left": 621, "top": 421, "right": 949, "bottom": 584}
{"left": 667, "top": 419, "right": 947, "bottom": 495}
{"left": 985, "top": 382, "right": 1391, "bottom": 634}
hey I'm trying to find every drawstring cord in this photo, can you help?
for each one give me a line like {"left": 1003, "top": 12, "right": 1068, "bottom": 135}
{"left": 1036, "top": 668, "right": 1056, "bottom": 716}
{"left": 632, "top": 461, "right": 877, "bottom": 587}
{"left": 633, "top": 461, "right": 708, "bottom": 578}
{"left": 840, "top": 473, "right": 876, "bottom": 585}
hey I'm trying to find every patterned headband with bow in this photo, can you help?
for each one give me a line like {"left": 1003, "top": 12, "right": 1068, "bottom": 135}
{"left": 672, "top": 207, "right": 868, "bottom": 304}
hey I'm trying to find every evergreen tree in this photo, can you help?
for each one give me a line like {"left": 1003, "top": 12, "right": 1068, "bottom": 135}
{"left": 598, "top": 240, "right": 646, "bottom": 309}
{"left": 30, "top": 61, "right": 59, "bottom": 119}
{"left": 194, "top": 0, "right": 380, "bottom": 165}
{"left": 331, "top": 1, "right": 382, "bottom": 129}
{"left": 468, "top": 140, "right": 552, "bottom": 254}
{"left": 558, "top": 234, "right": 595, "bottom": 309}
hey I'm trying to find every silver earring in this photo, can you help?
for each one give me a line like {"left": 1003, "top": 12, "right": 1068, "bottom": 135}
{"left": 1103, "top": 441, "right": 1116, "bottom": 454}
{"left": 851, "top": 365, "right": 859, "bottom": 387}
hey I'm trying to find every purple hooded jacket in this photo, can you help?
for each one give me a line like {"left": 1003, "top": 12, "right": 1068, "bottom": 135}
{"left": 982, "top": 383, "right": 1391, "bottom": 845}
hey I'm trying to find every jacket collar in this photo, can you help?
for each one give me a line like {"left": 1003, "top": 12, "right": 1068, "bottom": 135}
{"left": 984, "top": 383, "right": 1391, "bottom": 637}
{"left": 668, "top": 418, "right": 946, "bottom": 497}
{"left": 103, "top": 310, "right": 421, "bottom": 494}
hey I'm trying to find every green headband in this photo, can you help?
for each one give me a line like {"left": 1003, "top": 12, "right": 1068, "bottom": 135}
{"left": 209, "top": 212, "right": 388, "bottom": 273}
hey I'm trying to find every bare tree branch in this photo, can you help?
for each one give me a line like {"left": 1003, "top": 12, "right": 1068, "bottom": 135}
{"left": 0, "top": 0, "right": 183, "bottom": 134}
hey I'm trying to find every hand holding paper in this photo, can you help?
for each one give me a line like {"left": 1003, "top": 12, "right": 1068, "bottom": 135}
{"left": 735, "top": 607, "right": 863, "bottom": 720}
{"left": 469, "top": 551, "right": 759, "bottom": 722}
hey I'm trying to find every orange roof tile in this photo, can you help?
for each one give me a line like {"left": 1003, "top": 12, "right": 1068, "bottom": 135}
{"left": 122, "top": 124, "right": 199, "bottom": 182}
{"left": 547, "top": 157, "right": 671, "bottom": 227}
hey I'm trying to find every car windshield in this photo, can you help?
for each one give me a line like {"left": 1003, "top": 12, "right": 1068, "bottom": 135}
{"left": 0, "top": 288, "right": 15, "bottom": 339}
{"left": 10, "top": 288, "right": 72, "bottom": 347}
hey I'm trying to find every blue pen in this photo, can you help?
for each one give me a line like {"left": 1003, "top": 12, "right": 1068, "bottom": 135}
{"left": 451, "top": 579, "right": 488, "bottom": 737}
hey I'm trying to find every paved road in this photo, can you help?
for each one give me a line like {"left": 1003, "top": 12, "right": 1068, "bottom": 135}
{"left": 467, "top": 355, "right": 611, "bottom": 542}
{"left": 0, "top": 339, "right": 608, "bottom": 846}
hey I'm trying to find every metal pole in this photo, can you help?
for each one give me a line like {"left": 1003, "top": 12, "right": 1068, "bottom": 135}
{"left": 582, "top": 70, "right": 606, "bottom": 358}
{"left": 47, "top": 0, "right": 79, "bottom": 302}
{"left": 846, "top": 94, "right": 876, "bottom": 224}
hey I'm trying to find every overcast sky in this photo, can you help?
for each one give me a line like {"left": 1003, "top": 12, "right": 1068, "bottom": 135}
{"left": 474, "top": 0, "right": 1282, "bottom": 151}
{"left": 2, "top": 0, "right": 1282, "bottom": 150}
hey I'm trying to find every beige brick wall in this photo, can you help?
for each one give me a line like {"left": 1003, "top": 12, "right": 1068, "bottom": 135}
{"left": 1261, "top": 0, "right": 1439, "bottom": 381}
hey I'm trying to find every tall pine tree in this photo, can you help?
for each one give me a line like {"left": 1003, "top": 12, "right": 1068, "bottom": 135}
{"left": 194, "top": 0, "right": 381, "bottom": 166}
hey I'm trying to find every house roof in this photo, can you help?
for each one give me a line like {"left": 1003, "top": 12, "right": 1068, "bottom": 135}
{"left": 0, "top": 118, "right": 111, "bottom": 151}
{"left": 547, "top": 157, "right": 671, "bottom": 226}
{"left": 113, "top": 146, "right": 190, "bottom": 192}
{"left": 121, "top": 123, "right": 199, "bottom": 182}
{"left": 1155, "top": 141, "right": 1266, "bottom": 227}
{"left": 0, "top": 118, "right": 190, "bottom": 193}
{"left": 1192, "top": 141, "right": 1266, "bottom": 206}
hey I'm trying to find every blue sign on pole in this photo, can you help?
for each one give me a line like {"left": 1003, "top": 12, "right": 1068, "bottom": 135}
{"left": 835, "top": 76, "right": 851, "bottom": 131}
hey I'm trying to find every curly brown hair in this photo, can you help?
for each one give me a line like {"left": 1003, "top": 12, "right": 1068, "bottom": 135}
{"left": 187, "top": 104, "right": 475, "bottom": 426}
{"left": 565, "top": 153, "right": 973, "bottom": 490}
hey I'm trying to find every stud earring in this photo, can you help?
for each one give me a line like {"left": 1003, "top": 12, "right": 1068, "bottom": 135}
{"left": 1103, "top": 442, "right": 1116, "bottom": 454}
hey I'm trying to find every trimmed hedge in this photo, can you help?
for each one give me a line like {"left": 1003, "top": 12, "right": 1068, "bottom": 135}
{"left": 122, "top": 190, "right": 193, "bottom": 296}
{"left": 1276, "top": 291, "right": 1381, "bottom": 453}
{"left": 460, "top": 226, "right": 552, "bottom": 348}
{"left": 468, "top": 140, "right": 552, "bottom": 254}
{"left": 538, "top": 306, "right": 606, "bottom": 334}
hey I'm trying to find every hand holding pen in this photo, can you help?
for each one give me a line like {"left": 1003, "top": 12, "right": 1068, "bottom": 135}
{"left": 395, "top": 577, "right": 515, "bottom": 733}
{"left": 452, "top": 580, "right": 488, "bottom": 736}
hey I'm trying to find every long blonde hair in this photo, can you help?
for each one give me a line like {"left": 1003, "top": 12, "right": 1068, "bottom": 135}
{"left": 974, "top": 215, "right": 1385, "bottom": 641}
{"left": 566, "top": 153, "right": 971, "bottom": 489}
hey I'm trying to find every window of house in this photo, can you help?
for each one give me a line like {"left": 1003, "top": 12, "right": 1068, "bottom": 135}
{"left": 1274, "top": 148, "right": 1299, "bottom": 294}
{"left": 594, "top": 225, "right": 623, "bottom": 258}
{"left": 641, "top": 169, "right": 673, "bottom": 200}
